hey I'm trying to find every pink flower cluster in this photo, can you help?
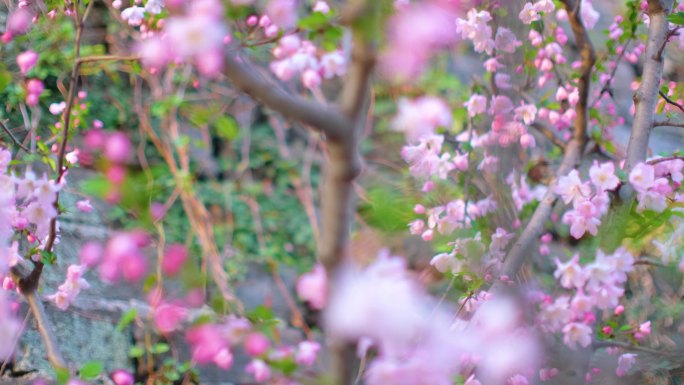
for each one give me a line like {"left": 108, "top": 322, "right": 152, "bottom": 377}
{"left": 325, "top": 252, "right": 539, "bottom": 385}
{"left": 538, "top": 248, "right": 634, "bottom": 349}
{"left": 137, "top": 0, "right": 229, "bottom": 77}
{"left": 408, "top": 196, "right": 497, "bottom": 240}
{"left": 381, "top": 1, "right": 459, "bottom": 80}
{"left": 296, "top": 262, "right": 327, "bottom": 310}
{"left": 430, "top": 228, "right": 514, "bottom": 277}
{"left": 555, "top": 162, "right": 619, "bottom": 239}
{"left": 89, "top": 231, "right": 149, "bottom": 283}
{"left": 629, "top": 160, "right": 684, "bottom": 213}
{"left": 270, "top": 34, "right": 346, "bottom": 90}
{"left": 0, "top": 292, "right": 21, "bottom": 360}
{"left": 47, "top": 264, "right": 90, "bottom": 310}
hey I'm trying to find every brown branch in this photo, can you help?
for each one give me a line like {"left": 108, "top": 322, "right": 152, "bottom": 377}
{"left": 655, "top": 26, "right": 681, "bottom": 61}
{"left": 13, "top": 0, "right": 95, "bottom": 372}
{"left": 653, "top": 119, "right": 684, "bottom": 128}
{"left": 530, "top": 122, "right": 566, "bottom": 150}
{"left": 0, "top": 119, "right": 30, "bottom": 153}
{"left": 222, "top": 52, "right": 351, "bottom": 142}
{"left": 658, "top": 90, "right": 684, "bottom": 114}
{"left": 496, "top": 0, "right": 595, "bottom": 286}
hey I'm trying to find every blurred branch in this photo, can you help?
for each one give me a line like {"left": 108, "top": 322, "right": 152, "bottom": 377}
{"left": 0, "top": 119, "right": 29, "bottom": 153}
{"left": 222, "top": 53, "right": 352, "bottom": 142}
{"left": 625, "top": 0, "right": 676, "bottom": 172}
{"left": 658, "top": 90, "right": 684, "bottom": 114}
{"left": 653, "top": 119, "right": 684, "bottom": 128}
{"left": 496, "top": 0, "right": 595, "bottom": 286}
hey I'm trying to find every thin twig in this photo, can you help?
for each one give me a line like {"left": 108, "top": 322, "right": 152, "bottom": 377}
{"left": 653, "top": 119, "right": 684, "bottom": 128}
{"left": 0, "top": 120, "right": 30, "bottom": 152}
{"left": 495, "top": 0, "right": 595, "bottom": 286}
{"left": 658, "top": 90, "right": 684, "bottom": 114}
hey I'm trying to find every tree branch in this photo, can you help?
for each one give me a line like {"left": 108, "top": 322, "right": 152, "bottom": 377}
{"left": 496, "top": 0, "right": 595, "bottom": 286}
{"left": 222, "top": 52, "right": 351, "bottom": 142}
{"left": 0, "top": 119, "right": 30, "bottom": 153}
{"left": 658, "top": 90, "right": 684, "bottom": 114}
{"left": 625, "top": 0, "right": 676, "bottom": 171}
{"left": 653, "top": 119, "right": 684, "bottom": 128}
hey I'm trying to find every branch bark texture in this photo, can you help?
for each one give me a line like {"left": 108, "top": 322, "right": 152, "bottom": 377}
{"left": 497, "top": 0, "right": 595, "bottom": 284}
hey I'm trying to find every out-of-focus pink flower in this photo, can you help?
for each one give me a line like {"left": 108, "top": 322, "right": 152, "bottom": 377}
{"left": 245, "top": 359, "right": 271, "bottom": 382}
{"left": 295, "top": 340, "right": 320, "bottom": 366}
{"left": 313, "top": 1, "right": 329, "bottom": 13}
{"left": 629, "top": 163, "right": 655, "bottom": 193}
{"left": 121, "top": 6, "right": 145, "bottom": 26}
{"left": 0, "top": 292, "right": 21, "bottom": 360}
{"left": 244, "top": 332, "right": 270, "bottom": 357}
{"left": 297, "top": 263, "right": 327, "bottom": 310}
{"left": 562, "top": 322, "right": 592, "bottom": 349}
{"left": 111, "top": 369, "right": 134, "bottom": 385}
{"left": 616, "top": 353, "right": 637, "bottom": 377}
{"left": 76, "top": 199, "right": 93, "bottom": 213}
{"left": 162, "top": 244, "right": 188, "bottom": 276}
{"left": 154, "top": 303, "right": 187, "bottom": 333}
{"left": 265, "top": 0, "right": 297, "bottom": 29}
{"left": 16, "top": 50, "right": 38, "bottom": 75}
{"left": 104, "top": 132, "right": 131, "bottom": 164}
{"left": 79, "top": 241, "right": 103, "bottom": 267}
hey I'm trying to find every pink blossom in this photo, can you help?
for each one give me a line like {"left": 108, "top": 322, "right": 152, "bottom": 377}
{"left": 0, "top": 292, "right": 21, "bottom": 360}
{"left": 562, "top": 322, "right": 592, "bottom": 349}
{"left": 519, "top": 3, "right": 540, "bottom": 24}
{"left": 589, "top": 161, "right": 619, "bottom": 191}
{"left": 76, "top": 199, "right": 93, "bottom": 213}
{"left": 244, "top": 332, "right": 270, "bottom": 357}
{"left": 162, "top": 244, "right": 188, "bottom": 276}
{"left": 295, "top": 340, "right": 320, "bottom": 366}
{"left": 79, "top": 241, "right": 103, "bottom": 267}
{"left": 616, "top": 353, "right": 637, "bottom": 377}
{"left": 121, "top": 6, "right": 146, "bottom": 26}
{"left": 111, "top": 370, "right": 134, "bottom": 385}
{"left": 456, "top": 9, "right": 494, "bottom": 54}
{"left": 313, "top": 1, "right": 329, "bottom": 13}
{"left": 464, "top": 94, "right": 487, "bottom": 118}
{"left": 16, "top": 50, "right": 38, "bottom": 75}
{"left": 104, "top": 132, "right": 131, "bottom": 164}
{"left": 265, "top": 0, "right": 297, "bottom": 29}
{"left": 245, "top": 359, "right": 271, "bottom": 382}
{"left": 581, "top": 0, "right": 600, "bottom": 29}
{"left": 154, "top": 303, "right": 187, "bottom": 333}
{"left": 555, "top": 170, "right": 591, "bottom": 205}
{"left": 297, "top": 263, "right": 327, "bottom": 310}
{"left": 495, "top": 28, "right": 522, "bottom": 53}
{"left": 554, "top": 254, "right": 585, "bottom": 289}
{"left": 393, "top": 97, "right": 451, "bottom": 143}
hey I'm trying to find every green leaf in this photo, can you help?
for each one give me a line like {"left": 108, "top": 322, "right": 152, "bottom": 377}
{"left": 151, "top": 343, "right": 170, "bottom": 354}
{"left": 667, "top": 12, "right": 684, "bottom": 25}
{"left": 129, "top": 346, "right": 145, "bottom": 358}
{"left": 40, "top": 250, "right": 56, "bottom": 265}
{"left": 215, "top": 116, "right": 240, "bottom": 141}
{"left": 55, "top": 366, "right": 70, "bottom": 385}
{"left": 79, "top": 361, "right": 104, "bottom": 380}
{"left": 116, "top": 308, "right": 137, "bottom": 332}
{"left": 0, "top": 65, "right": 12, "bottom": 93}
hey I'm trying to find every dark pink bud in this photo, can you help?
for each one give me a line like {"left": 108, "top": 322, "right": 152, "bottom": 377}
{"left": 111, "top": 370, "right": 134, "bottom": 385}
{"left": 122, "top": 253, "right": 147, "bottom": 282}
{"left": 162, "top": 244, "right": 188, "bottom": 276}
{"left": 80, "top": 241, "right": 104, "bottom": 267}
{"left": 104, "top": 132, "right": 131, "bottom": 163}
{"left": 16, "top": 50, "right": 38, "bottom": 75}
{"left": 244, "top": 332, "right": 270, "bottom": 357}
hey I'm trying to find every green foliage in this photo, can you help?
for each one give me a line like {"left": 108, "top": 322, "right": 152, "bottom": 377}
{"left": 358, "top": 187, "right": 416, "bottom": 232}
{"left": 667, "top": 12, "right": 684, "bottom": 25}
{"left": 116, "top": 309, "right": 138, "bottom": 332}
{"left": 79, "top": 361, "right": 104, "bottom": 380}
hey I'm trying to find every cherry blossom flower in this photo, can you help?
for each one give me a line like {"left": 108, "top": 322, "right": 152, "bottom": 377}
{"left": 616, "top": 353, "right": 637, "bottom": 377}
{"left": 296, "top": 263, "right": 327, "bottom": 310}
{"left": 562, "top": 322, "right": 592, "bottom": 349}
